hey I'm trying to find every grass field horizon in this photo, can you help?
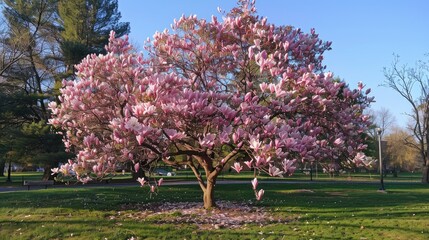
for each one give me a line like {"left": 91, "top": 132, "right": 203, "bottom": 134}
{"left": 0, "top": 180, "right": 428, "bottom": 239}
{"left": 0, "top": 170, "right": 424, "bottom": 187}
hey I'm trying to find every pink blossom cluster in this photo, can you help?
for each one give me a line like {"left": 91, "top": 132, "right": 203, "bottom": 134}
{"left": 49, "top": 0, "right": 373, "bottom": 203}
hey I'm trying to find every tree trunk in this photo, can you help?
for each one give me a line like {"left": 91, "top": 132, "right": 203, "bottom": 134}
{"left": 203, "top": 179, "right": 216, "bottom": 209}
{"left": 6, "top": 160, "right": 12, "bottom": 182}
{"left": 392, "top": 166, "right": 398, "bottom": 177}
{"left": 424, "top": 98, "right": 429, "bottom": 184}
{"left": 42, "top": 166, "right": 55, "bottom": 181}
{"left": 422, "top": 165, "right": 429, "bottom": 183}
{"left": 0, "top": 158, "right": 5, "bottom": 177}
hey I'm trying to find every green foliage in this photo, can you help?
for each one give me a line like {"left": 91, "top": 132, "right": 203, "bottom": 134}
{"left": 0, "top": 120, "right": 70, "bottom": 176}
{"left": 58, "top": 0, "right": 130, "bottom": 72}
{"left": 363, "top": 133, "right": 377, "bottom": 158}
{"left": 21, "top": 121, "right": 50, "bottom": 136}
{"left": 0, "top": 0, "right": 129, "bottom": 174}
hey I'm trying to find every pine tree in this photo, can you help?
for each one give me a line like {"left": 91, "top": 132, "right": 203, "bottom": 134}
{"left": 58, "top": 0, "right": 130, "bottom": 73}
{"left": 1, "top": 0, "right": 65, "bottom": 180}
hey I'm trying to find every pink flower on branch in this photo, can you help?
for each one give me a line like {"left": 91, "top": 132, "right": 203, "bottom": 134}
{"left": 137, "top": 177, "right": 146, "bottom": 187}
{"left": 136, "top": 135, "right": 144, "bottom": 145}
{"left": 268, "top": 165, "right": 284, "bottom": 177}
{"left": 158, "top": 178, "right": 164, "bottom": 186}
{"left": 134, "top": 162, "right": 140, "bottom": 173}
{"left": 199, "top": 133, "right": 216, "bottom": 148}
{"left": 79, "top": 176, "right": 92, "bottom": 184}
{"left": 51, "top": 168, "right": 59, "bottom": 175}
{"left": 125, "top": 117, "right": 142, "bottom": 132}
{"left": 251, "top": 178, "right": 258, "bottom": 190}
{"left": 282, "top": 159, "right": 297, "bottom": 176}
{"left": 231, "top": 162, "right": 243, "bottom": 173}
{"left": 244, "top": 160, "right": 253, "bottom": 169}
{"left": 256, "top": 189, "right": 264, "bottom": 201}
{"left": 164, "top": 129, "right": 186, "bottom": 141}
{"left": 249, "top": 136, "right": 262, "bottom": 151}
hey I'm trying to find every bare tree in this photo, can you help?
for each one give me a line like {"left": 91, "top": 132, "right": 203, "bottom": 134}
{"left": 383, "top": 55, "right": 429, "bottom": 183}
{"left": 0, "top": 18, "right": 26, "bottom": 78}
{"left": 367, "top": 107, "right": 396, "bottom": 138}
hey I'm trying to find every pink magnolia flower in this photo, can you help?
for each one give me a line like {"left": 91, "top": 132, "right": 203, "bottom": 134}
{"left": 357, "top": 81, "right": 364, "bottom": 91}
{"left": 259, "top": 82, "right": 268, "bottom": 92}
{"left": 51, "top": 168, "right": 59, "bottom": 175}
{"left": 158, "top": 178, "right": 164, "bottom": 186}
{"left": 249, "top": 136, "right": 262, "bottom": 151}
{"left": 59, "top": 163, "right": 72, "bottom": 176}
{"left": 79, "top": 176, "right": 92, "bottom": 184}
{"left": 125, "top": 117, "right": 142, "bottom": 132}
{"left": 268, "top": 165, "right": 284, "bottom": 177}
{"left": 150, "top": 185, "right": 156, "bottom": 192}
{"left": 352, "top": 152, "right": 367, "bottom": 167}
{"left": 164, "top": 129, "right": 186, "bottom": 141}
{"left": 282, "top": 159, "right": 297, "bottom": 176}
{"left": 136, "top": 135, "right": 144, "bottom": 145}
{"left": 199, "top": 133, "right": 216, "bottom": 148}
{"left": 134, "top": 162, "right": 140, "bottom": 173}
{"left": 254, "top": 156, "right": 267, "bottom": 167}
{"left": 232, "top": 128, "right": 245, "bottom": 144}
{"left": 244, "top": 160, "right": 253, "bottom": 169}
{"left": 251, "top": 178, "right": 258, "bottom": 190}
{"left": 231, "top": 162, "right": 243, "bottom": 173}
{"left": 137, "top": 177, "right": 146, "bottom": 187}
{"left": 219, "top": 131, "right": 230, "bottom": 144}
{"left": 256, "top": 189, "right": 264, "bottom": 201}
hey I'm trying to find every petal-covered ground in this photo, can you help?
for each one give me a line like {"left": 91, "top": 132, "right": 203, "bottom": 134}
{"left": 115, "top": 201, "right": 293, "bottom": 229}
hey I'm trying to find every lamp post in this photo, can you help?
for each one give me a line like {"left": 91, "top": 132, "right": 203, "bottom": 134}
{"left": 376, "top": 128, "right": 385, "bottom": 191}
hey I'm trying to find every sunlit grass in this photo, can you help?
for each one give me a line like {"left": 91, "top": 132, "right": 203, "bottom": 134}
{"left": 0, "top": 182, "right": 428, "bottom": 239}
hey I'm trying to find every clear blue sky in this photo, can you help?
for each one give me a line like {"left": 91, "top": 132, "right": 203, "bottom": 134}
{"left": 118, "top": 0, "right": 429, "bottom": 129}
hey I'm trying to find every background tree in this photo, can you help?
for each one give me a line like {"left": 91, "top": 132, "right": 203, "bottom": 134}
{"left": 383, "top": 55, "right": 429, "bottom": 183}
{"left": 58, "top": 0, "right": 130, "bottom": 75}
{"left": 0, "top": 126, "right": 25, "bottom": 181}
{"left": 365, "top": 107, "right": 396, "bottom": 175}
{"left": 0, "top": 0, "right": 130, "bottom": 179}
{"left": 0, "top": 0, "right": 64, "bottom": 179}
{"left": 385, "top": 127, "right": 421, "bottom": 175}
{"left": 51, "top": 1, "right": 372, "bottom": 209}
{"left": 384, "top": 126, "right": 420, "bottom": 174}
{"left": 0, "top": 18, "right": 25, "bottom": 77}
{"left": 367, "top": 107, "right": 396, "bottom": 138}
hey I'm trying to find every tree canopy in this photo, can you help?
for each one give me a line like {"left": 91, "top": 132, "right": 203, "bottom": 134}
{"left": 50, "top": 1, "right": 373, "bottom": 208}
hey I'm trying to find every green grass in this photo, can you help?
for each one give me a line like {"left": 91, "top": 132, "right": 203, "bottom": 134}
{"left": 1, "top": 170, "right": 423, "bottom": 187}
{"left": 0, "top": 182, "right": 428, "bottom": 239}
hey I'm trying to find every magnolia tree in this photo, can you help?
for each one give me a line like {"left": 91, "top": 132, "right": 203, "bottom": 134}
{"left": 49, "top": 0, "right": 373, "bottom": 209}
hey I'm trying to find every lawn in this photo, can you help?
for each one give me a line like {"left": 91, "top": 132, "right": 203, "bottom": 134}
{"left": 0, "top": 182, "right": 428, "bottom": 239}
{"left": 0, "top": 170, "right": 423, "bottom": 187}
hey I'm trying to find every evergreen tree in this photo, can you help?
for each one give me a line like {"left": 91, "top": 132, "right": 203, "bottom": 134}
{"left": 1, "top": 0, "right": 65, "bottom": 180}
{"left": 0, "top": 0, "right": 130, "bottom": 179}
{"left": 58, "top": 0, "right": 130, "bottom": 73}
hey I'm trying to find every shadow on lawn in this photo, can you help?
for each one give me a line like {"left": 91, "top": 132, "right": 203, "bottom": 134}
{"left": 1, "top": 183, "right": 428, "bottom": 239}
{"left": 1, "top": 218, "right": 195, "bottom": 239}
{"left": 0, "top": 182, "right": 428, "bottom": 212}
{"left": 1, "top": 218, "right": 300, "bottom": 240}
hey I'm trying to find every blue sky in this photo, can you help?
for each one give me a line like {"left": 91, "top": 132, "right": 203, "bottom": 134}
{"left": 118, "top": 0, "right": 429, "bottom": 128}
